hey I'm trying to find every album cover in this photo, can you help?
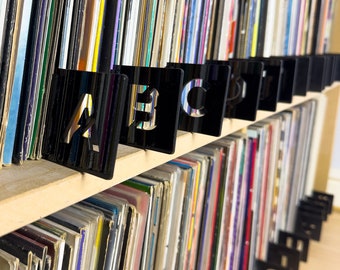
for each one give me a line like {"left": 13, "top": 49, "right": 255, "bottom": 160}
{"left": 11, "top": 0, "right": 43, "bottom": 164}
{"left": 47, "top": 207, "right": 100, "bottom": 270}
{"left": 0, "top": 249, "right": 19, "bottom": 270}
{"left": 20, "top": 224, "right": 69, "bottom": 269}
{"left": 124, "top": 176, "right": 164, "bottom": 270}
{"left": 58, "top": 0, "right": 75, "bottom": 69}
{"left": 195, "top": 146, "right": 224, "bottom": 269}
{"left": 169, "top": 0, "right": 185, "bottom": 63}
{"left": 158, "top": 0, "right": 176, "bottom": 67}
{"left": 0, "top": 0, "right": 19, "bottom": 152}
{"left": 70, "top": 203, "right": 105, "bottom": 269}
{"left": 210, "top": 138, "right": 236, "bottom": 269}
{"left": 205, "top": 0, "right": 220, "bottom": 61}
{"left": 0, "top": 0, "right": 24, "bottom": 165}
{"left": 182, "top": 152, "right": 210, "bottom": 269}
{"left": 28, "top": 0, "right": 63, "bottom": 160}
{"left": 0, "top": 237, "right": 33, "bottom": 270}
{"left": 21, "top": 0, "right": 51, "bottom": 161}
{"left": 84, "top": 193, "right": 130, "bottom": 270}
{"left": 120, "top": 0, "right": 140, "bottom": 65}
{"left": 141, "top": 163, "right": 185, "bottom": 270}
{"left": 2, "top": 232, "right": 48, "bottom": 270}
{"left": 34, "top": 218, "right": 81, "bottom": 270}
{"left": 0, "top": 0, "right": 10, "bottom": 70}
{"left": 15, "top": 224, "right": 65, "bottom": 270}
{"left": 111, "top": 0, "right": 127, "bottom": 66}
{"left": 104, "top": 183, "right": 150, "bottom": 270}
{"left": 149, "top": 0, "right": 166, "bottom": 67}
{"left": 139, "top": 0, "right": 158, "bottom": 66}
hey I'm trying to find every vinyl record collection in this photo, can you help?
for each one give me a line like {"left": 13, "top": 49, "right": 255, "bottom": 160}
{"left": 0, "top": 0, "right": 337, "bottom": 167}
{"left": 0, "top": 100, "right": 322, "bottom": 270}
{"left": 0, "top": 0, "right": 338, "bottom": 269}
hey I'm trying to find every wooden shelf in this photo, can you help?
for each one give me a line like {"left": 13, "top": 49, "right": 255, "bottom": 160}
{"left": 0, "top": 90, "right": 325, "bottom": 236}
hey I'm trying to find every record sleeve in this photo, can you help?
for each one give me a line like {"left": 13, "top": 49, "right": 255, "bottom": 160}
{"left": 89, "top": 0, "right": 106, "bottom": 71}
{"left": 197, "top": 0, "right": 214, "bottom": 64}
{"left": 34, "top": 218, "right": 81, "bottom": 270}
{"left": 124, "top": 176, "right": 164, "bottom": 270}
{"left": 0, "top": 0, "right": 24, "bottom": 165}
{"left": 210, "top": 138, "right": 236, "bottom": 270}
{"left": 104, "top": 184, "right": 150, "bottom": 270}
{"left": 121, "top": 0, "right": 140, "bottom": 65}
{"left": 84, "top": 193, "right": 130, "bottom": 270}
{"left": 58, "top": 0, "right": 75, "bottom": 69}
{"left": 139, "top": 0, "right": 158, "bottom": 66}
{"left": 2, "top": 232, "right": 48, "bottom": 270}
{"left": 0, "top": 0, "right": 10, "bottom": 71}
{"left": 251, "top": 122, "right": 274, "bottom": 260}
{"left": 12, "top": 0, "right": 43, "bottom": 164}
{"left": 183, "top": 0, "right": 204, "bottom": 63}
{"left": 0, "top": 249, "right": 20, "bottom": 270}
{"left": 110, "top": 0, "right": 127, "bottom": 66}
{"left": 45, "top": 211, "right": 88, "bottom": 270}
{"left": 195, "top": 146, "right": 224, "bottom": 270}
{"left": 150, "top": 0, "right": 166, "bottom": 67}
{"left": 71, "top": 204, "right": 105, "bottom": 270}
{"left": 262, "top": 0, "right": 277, "bottom": 57}
{"left": 34, "top": 0, "right": 67, "bottom": 159}
{"left": 141, "top": 164, "right": 185, "bottom": 270}
{"left": 205, "top": 0, "right": 221, "bottom": 60}
{"left": 0, "top": 237, "right": 33, "bottom": 270}
{"left": 171, "top": 155, "right": 204, "bottom": 269}
{"left": 21, "top": 0, "right": 51, "bottom": 161}
{"left": 18, "top": 224, "right": 66, "bottom": 270}
{"left": 158, "top": 0, "right": 176, "bottom": 67}
{"left": 255, "top": 0, "right": 268, "bottom": 57}
{"left": 131, "top": 0, "right": 147, "bottom": 66}
{"left": 169, "top": 0, "right": 185, "bottom": 63}
{"left": 52, "top": 205, "right": 103, "bottom": 270}
{"left": 28, "top": 0, "right": 61, "bottom": 159}
{"left": 0, "top": 0, "right": 18, "bottom": 150}
{"left": 182, "top": 152, "right": 210, "bottom": 270}
{"left": 169, "top": 157, "right": 199, "bottom": 269}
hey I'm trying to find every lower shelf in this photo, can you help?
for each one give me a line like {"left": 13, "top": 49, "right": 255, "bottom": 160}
{"left": 0, "top": 89, "right": 328, "bottom": 237}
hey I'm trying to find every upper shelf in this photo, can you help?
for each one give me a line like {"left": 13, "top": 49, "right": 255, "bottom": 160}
{"left": 0, "top": 90, "right": 327, "bottom": 236}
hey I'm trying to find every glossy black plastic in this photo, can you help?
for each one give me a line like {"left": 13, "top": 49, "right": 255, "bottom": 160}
{"left": 167, "top": 63, "right": 231, "bottom": 136}
{"left": 42, "top": 69, "right": 128, "bottom": 179}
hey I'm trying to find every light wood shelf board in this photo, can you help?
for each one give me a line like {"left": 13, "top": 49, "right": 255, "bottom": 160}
{"left": 0, "top": 89, "right": 325, "bottom": 236}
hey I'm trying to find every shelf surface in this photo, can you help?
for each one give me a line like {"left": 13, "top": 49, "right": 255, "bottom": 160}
{"left": 0, "top": 90, "right": 325, "bottom": 236}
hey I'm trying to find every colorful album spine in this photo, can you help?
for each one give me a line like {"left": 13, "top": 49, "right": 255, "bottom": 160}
{"left": 2, "top": 0, "right": 33, "bottom": 165}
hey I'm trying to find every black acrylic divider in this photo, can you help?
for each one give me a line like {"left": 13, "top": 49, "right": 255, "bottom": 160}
{"left": 267, "top": 243, "right": 300, "bottom": 270}
{"left": 255, "top": 259, "right": 290, "bottom": 270}
{"left": 271, "top": 57, "right": 297, "bottom": 103}
{"left": 278, "top": 231, "right": 310, "bottom": 262}
{"left": 113, "top": 65, "right": 184, "bottom": 154}
{"left": 309, "top": 55, "right": 327, "bottom": 92}
{"left": 331, "top": 54, "right": 340, "bottom": 81}
{"left": 299, "top": 199, "right": 328, "bottom": 221}
{"left": 166, "top": 62, "right": 231, "bottom": 136}
{"left": 294, "top": 206, "right": 323, "bottom": 241}
{"left": 312, "top": 190, "right": 334, "bottom": 214}
{"left": 42, "top": 69, "right": 128, "bottom": 179}
{"left": 208, "top": 59, "right": 264, "bottom": 121}
{"left": 261, "top": 190, "right": 334, "bottom": 267}
{"left": 251, "top": 57, "right": 283, "bottom": 111}
{"left": 292, "top": 56, "right": 311, "bottom": 96}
